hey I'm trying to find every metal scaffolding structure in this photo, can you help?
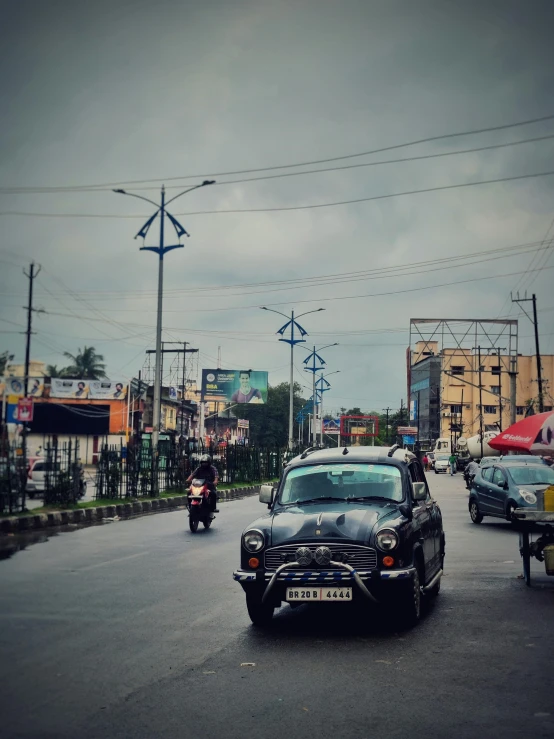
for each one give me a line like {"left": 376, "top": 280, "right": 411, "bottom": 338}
{"left": 408, "top": 318, "right": 519, "bottom": 445}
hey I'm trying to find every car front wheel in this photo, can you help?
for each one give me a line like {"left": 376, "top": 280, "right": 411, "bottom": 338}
{"left": 506, "top": 501, "right": 519, "bottom": 526}
{"left": 390, "top": 569, "right": 422, "bottom": 628}
{"left": 246, "top": 591, "right": 274, "bottom": 627}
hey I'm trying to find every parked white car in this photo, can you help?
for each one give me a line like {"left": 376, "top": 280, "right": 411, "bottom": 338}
{"left": 26, "top": 460, "right": 60, "bottom": 497}
{"left": 434, "top": 454, "right": 450, "bottom": 474}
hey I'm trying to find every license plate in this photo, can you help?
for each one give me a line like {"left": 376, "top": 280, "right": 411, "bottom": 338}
{"left": 286, "top": 587, "right": 353, "bottom": 602}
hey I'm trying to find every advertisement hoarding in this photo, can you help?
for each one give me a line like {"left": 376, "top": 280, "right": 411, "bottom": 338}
{"left": 237, "top": 419, "right": 250, "bottom": 429}
{"left": 89, "top": 381, "right": 128, "bottom": 400}
{"left": 51, "top": 379, "right": 91, "bottom": 398}
{"left": 16, "top": 398, "right": 34, "bottom": 422}
{"left": 51, "top": 379, "right": 128, "bottom": 399}
{"left": 323, "top": 418, "right": 340, "bottom": 435}
{"left": 201, "top": 369, "right": 268, "bottom": 404}
{"left": 0, "top": 377, "right": 44, "bottom": 397}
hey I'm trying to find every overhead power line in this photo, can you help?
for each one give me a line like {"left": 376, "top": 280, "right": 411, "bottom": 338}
{"left": 2, "top": 239, "right": 542, "bottom": 301}
{"left": 3, "top": 169, "right": 554, "bottom": 219}
{"left": 2, "top": 112, "right": 553, "bottom": 193}
{"left": 2, "top": 132, "right": 554, "bottom": 195}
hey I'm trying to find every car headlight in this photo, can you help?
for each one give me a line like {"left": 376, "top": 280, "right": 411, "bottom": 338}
{"left": 376, "top": 528, "right": 399, "bottom": 551}
{"left": 518, "top": 490, "right": 537, "bottom": 505}
{"left": 243, "top": 530, "right": 264, "bottom": 552}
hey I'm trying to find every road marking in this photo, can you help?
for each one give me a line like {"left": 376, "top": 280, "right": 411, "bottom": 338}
{"left": 77, "top": 551, "right": 150, "bottom": 571}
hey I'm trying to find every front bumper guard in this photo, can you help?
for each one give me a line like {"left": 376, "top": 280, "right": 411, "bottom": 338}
{"left": 233, "top": 563, "right": 417, "bottom": 604}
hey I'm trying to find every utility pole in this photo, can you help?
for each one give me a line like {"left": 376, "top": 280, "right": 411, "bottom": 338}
{"left": 115, "top": 179, "right": 215, "bottom": 453}
{"left": 383, "top": 407, "right": 392, "bottom": 444}
{"left": 478, "top": 346, "right": 484, "bottom": 458}
{"left": 512, "top": 293, "right": 544, "bottom": 413}
{"left": 21, "top": 263, "right": 41, "bottom": 510}
{"left": 146, "top": 343, "right": 198, "bottom": 439}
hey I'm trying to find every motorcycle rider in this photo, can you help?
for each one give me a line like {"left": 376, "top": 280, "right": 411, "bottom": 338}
{"left": 464, "top": 459, "right": 479, "bottom": 489}
{"left": 187, "top": 454, "right": 219, "bottom": 512}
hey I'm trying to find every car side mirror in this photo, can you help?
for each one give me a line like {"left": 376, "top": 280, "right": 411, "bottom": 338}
{"left": 259, "top": 484, "right": 274, "bottom": 505}
{"left": 412, "top": 481, "right": 427, "bottom": 502}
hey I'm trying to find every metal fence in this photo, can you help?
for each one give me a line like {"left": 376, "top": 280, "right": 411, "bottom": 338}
{"left": 41, "top": 439, "right": 83, "bottom": 508}
{"left": 0, "top": 437, "right": 82, "bottom": 514}
{"left": 0, "top": 441, "right": 25, "bottom": 515}
{"left": 94, "top": 437, "right": 284, "bottom": 501}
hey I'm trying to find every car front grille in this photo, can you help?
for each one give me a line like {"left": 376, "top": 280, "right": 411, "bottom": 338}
{"left": 264, "top": 542, "right": 377, "bottom": 571}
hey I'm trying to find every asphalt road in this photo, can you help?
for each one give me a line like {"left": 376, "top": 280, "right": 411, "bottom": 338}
{"left": 1, "top": 474, "right": 553, "bottom": 739}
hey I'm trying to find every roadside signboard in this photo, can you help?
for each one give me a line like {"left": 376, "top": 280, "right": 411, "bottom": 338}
{"left": 402, "top": 435, "right": 416, "bottom": 445}
{"left": 201, "top": 369, "right": 268, "bottom": 404}
{"left": 16, "top": 397, "right": 33, "bottom": 422}
{"left": 397, "top": 426, "right": 418, "bottom": 435}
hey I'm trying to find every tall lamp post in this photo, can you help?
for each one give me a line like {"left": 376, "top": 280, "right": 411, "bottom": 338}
{"left": 260, "top": 307, "right": 324, "bottom": 450}
{"left": 316, "top": 370, "right": 340, "bottom": 446}
{"left": 115, "top": 181, "right": 215, "bottom": 452}
{"left": 304, "top": 343, "right": 338, "bottom": 444}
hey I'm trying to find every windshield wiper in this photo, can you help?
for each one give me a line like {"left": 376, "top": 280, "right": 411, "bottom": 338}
{"left": 292, "top": 496, "right": 348, "bottom": 505}
{"left": 346, "top": 496, "right": 396, "bottom": 504}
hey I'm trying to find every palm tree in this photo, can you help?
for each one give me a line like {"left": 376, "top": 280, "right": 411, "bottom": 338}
{"left": 46, "top": 364, "right": 61, "bottom": 378}
{"left": 62, "top": 346, "right": 107, "bottom": 379}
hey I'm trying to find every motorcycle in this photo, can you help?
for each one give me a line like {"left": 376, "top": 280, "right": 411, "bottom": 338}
{"left": 187, "top": 478, "right": 215, "bottom": 532}
{"left": 463, "top": 467, "right": 476, "bottom": 491}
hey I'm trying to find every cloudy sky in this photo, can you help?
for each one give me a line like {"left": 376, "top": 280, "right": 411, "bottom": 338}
{"left": 1, "top": 0, "right": 553, "bottom": 413}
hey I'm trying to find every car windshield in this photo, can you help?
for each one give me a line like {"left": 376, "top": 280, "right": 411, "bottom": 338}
{"left": 279, "top": 463, "right": 403, "bottom": 504}
{"left": 436, "top": 455, "right": 449, "bottom": 461}
{"left": 508, "top": 466, "right": 554, "bottom": 486}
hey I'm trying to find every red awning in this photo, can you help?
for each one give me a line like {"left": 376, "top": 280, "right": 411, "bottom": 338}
{"left": 488, "top": 411, "right": 554, "bottom": 455}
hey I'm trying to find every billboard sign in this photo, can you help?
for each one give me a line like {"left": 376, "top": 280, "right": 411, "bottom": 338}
{"left": 201, "top": 369, "right": 268, "bottom": 404}
{"left": 89, "top": 381, "right": 128, "bottom": 400}
{"left": 237, "top": 419, "right": 250, "bottom": 429}
{"left": 16, "top": 398, "right": 34, "bottom": 422}
{"left": 324, "top": 418, "right": 340, "bottom": 435}
{"left": 0, "top": 377, "right": 44, "bottom": 397}
{"left": 397, "top": 426, "right": 418, "bottom": 435}
{"left": 51, "top": 379, "right": 91, "bottom": 398}
{"left": 402, "top": 435, "right": 415, "bottom": 445}
{"left": 409, "top": 399, "right": 417, "bottom": 421}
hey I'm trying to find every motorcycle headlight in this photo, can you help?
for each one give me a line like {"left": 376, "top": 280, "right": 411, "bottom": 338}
{"left": 243, "top": 530, "right": 264, "bottom": 552}
{"left": 518, "top": 490, "right": 537, "bottom": 505}
{"left": 376, "top": 528, "right": 399, "bottom": 552}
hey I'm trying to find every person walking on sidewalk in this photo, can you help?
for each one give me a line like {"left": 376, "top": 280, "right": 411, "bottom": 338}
{"left": 449, "top": 452, "right": 457, "bottom": 476}
{"left": 422, "top": 454, "right": 429, "bottom": 471}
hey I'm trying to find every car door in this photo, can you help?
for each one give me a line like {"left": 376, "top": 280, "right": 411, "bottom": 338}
{"left": 488, "top": 466, "right": 509, "bottom": 516}
{"left": 477, "top": 466, "right": 496, "bottom": 513}
{"left": 408, "top": 461, "right": 436, "bottom": 577}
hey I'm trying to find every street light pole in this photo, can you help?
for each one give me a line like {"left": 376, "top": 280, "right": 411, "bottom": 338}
{"left": 115, "top": 180, "right": 215, "bottom": 453}
{"left": 316, "top": 370, "right": 339, "bottom": 446}
{"left": 260, "top": 306, "right": 324, "bottom": 450}
{"left": 303, "top": 343, "right": 338, "bottom": 445}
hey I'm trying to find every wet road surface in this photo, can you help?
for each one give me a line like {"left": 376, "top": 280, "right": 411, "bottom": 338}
{"left": 0, "top": 474, "right": 553, "bottom": 738}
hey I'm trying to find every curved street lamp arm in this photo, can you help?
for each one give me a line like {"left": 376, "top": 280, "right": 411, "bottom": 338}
{"left": 297, "top": 308, "right": 325, "bottom": 320}
{"left": 260, "top": 306, "right": 291, "bottom": 320}
{"left": 164, "top": 180, "right": 216, "bottom": 207}
{"left": 112, "top": 189, "right": 160, "bottom": 209}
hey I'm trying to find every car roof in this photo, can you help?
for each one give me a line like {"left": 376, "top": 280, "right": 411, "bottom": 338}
{"left": 481, "top": 455, "right": 544, "bottom": 466}
{"left": 285, "top": 446, "right": 416, "bottom": 470}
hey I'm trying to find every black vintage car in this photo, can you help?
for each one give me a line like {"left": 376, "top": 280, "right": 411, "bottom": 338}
{"left": 234, "top": 445, "right": 444, "bottom": 627}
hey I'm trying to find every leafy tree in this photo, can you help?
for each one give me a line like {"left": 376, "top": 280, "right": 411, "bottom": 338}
{"left": 234, "top": 382, "right": 306, "bottom": 447}
{"left": 45, "top": 364, "right": 62, "bottom": 378}
{"left": 62, "top": 346, "right": 107, "bottom": 379}
{"left": 0, "top": 351, "right": 14, "bottom": 376}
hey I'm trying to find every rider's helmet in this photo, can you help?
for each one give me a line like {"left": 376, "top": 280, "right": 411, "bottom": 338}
{"left": 200, "top": 454, "right": 212, "bottom": 465}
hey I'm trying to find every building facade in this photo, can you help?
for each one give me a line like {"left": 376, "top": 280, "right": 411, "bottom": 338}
{"left": 409, "top": 340, "right": 554, "bottom": 447}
